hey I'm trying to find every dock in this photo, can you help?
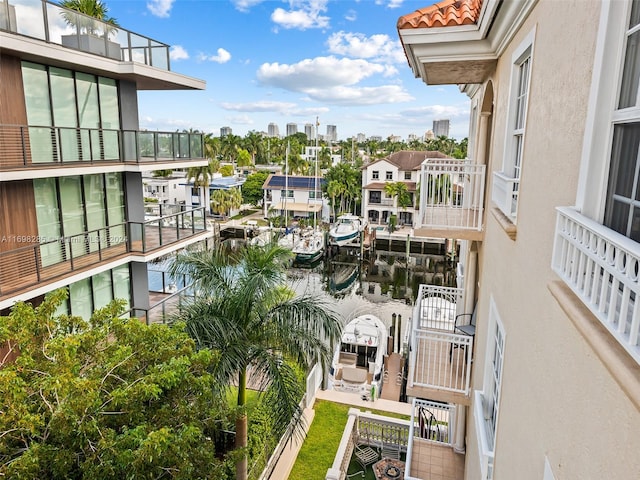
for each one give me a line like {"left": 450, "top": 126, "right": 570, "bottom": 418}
{"left": 380, "top": 352, "right": 404, "bottom": 402}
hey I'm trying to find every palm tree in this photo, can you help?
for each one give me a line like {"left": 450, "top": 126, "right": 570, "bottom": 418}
{"left": 384, "top": 181, "right": 410, "bottom": 222}
{"left": 211, "top": 187, "right": 242, "bottom": 218}
{"left": 60, "top": 0, "right": 120, "bottom": 32}
{"left": 170, "top": 244, "right": 340, "bottom": 480}
{"left": 186, "top": 165, "right": 212, "bottom": 209}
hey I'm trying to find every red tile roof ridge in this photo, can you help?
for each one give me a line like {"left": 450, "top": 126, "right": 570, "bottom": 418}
{"left": 397, "top": 0, "right": 483, "bottom": 30}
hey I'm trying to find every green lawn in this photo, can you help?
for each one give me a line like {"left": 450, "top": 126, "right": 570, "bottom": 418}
{"left": 288, "top": 400, "right": 410, "bottom": 480}
{"left": 288, "top": 400, "right": 351, "bottom": 480}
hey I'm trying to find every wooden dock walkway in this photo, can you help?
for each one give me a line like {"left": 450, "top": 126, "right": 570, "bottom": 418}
{"left": 380, "top": 352, "right": 404, "bottom": 401}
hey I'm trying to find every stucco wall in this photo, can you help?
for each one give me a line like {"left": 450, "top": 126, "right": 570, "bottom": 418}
{"left": 466, "top": 1, "right": 640, "bottom": 479}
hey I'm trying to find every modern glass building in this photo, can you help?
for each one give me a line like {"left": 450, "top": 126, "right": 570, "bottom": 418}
{"left": 0, "top": 0, "right": 212, "bottom": 323}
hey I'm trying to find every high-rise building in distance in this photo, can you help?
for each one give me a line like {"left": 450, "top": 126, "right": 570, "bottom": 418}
{"left": 267, "top": 123, "right": 280, "bottom": 138}
{"left": 304, "top": 123, "right": 316, "bottom": 140}
{"left": 286, "top": 123, "right": 298, "bottom": 136}
{"left": 326, "top": 124, "right": 337, "bottom": 142}
{"left": 220, "top": 126, "right": 232, "bottom": 137}
{"left": 432, "top": 119, "right": 450, "bottom": 137}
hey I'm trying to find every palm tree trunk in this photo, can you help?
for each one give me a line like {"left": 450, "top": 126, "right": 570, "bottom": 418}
{"left": 236, "top": 368, "right": 248, "bottom": 480}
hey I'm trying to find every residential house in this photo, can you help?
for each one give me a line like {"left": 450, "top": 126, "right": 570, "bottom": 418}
{"left": 394, "top": 0, "right": 640, "bottom": 479}
{"left": 186, "top": 174, "right": 245, "bottom": 217}
{"left": 0, "top": 0, "right": 211, "bottom": 325}
{"left": 262, "top": 174, "right": 327, "bottom": 222}
{"left": 362, "top": 150, "right": 453, "bottom": 227}
{"left": 143, "top": 171, "right": 187, "bottom": 205}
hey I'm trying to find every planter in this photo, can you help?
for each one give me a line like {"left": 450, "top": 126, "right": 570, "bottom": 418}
{"left": 61, "top": 34, "right": 121, "bottom": 60}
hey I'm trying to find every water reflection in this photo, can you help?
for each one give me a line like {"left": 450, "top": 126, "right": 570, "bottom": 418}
{"left": 287, "top": 245, "right": 458, "bottom": 331}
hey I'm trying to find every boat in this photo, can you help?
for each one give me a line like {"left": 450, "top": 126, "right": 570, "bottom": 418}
{"left": 328, "top": 262, "right": 359, "bottom": 296}
{"left": 328, "top": 214, "right": 367, "bottom": 246}
{"left": 292, "top": 228, "right": 325, "bottom": 263}
{"left": 249, "top": 226, "right": 273, "bottom": 246}
{"left": 328, "top": 310, "right": 388, "bottom": 400}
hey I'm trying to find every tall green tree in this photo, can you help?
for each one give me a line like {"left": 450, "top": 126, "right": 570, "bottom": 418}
{"left": 187, "top": 164, "right": 212, "bottom": 208}
{"left": 60, "top": 0, "right": 119, "bottom": 30}
{"left": 241, "top": 171, "right": 269, "bottom": 206}
{"left": 169, "top": 244, "right": 340, "bottom": 480}
{"left": 0, "top": 290, "right": 228, "bottom": 479}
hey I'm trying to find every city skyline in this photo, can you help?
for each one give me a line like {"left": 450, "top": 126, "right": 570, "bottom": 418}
{"left": 106, "top": 0, "right": 470, "bottom": 140}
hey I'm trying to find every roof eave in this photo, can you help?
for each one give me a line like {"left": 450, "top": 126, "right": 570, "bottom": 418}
{"left": 398, "top": 0, "right": 538, "bottom": 86}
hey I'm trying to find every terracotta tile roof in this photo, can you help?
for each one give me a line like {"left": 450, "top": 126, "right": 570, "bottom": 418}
{"left": 397, "top": 0, "right": 483, "bottom": 29}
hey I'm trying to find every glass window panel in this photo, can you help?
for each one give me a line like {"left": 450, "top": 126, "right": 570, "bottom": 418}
{"left": 105, "top": 172, "right": 126, "bottom": 242}
{"left": 59, "top": 175, "right": 87, "bottom": 259}
{"left": 34, "top": 178, "right": 64, "bottom": 266}
{"left": 83, "top": 175, "right": 107, "bottom": 253}
{"left": 22, "top": 62, "right": 51, "bottom": 125}
{"left": 50, "top": 67, "right": 80, "bottom": 162}
{"left": 98, "top": 77, "right": 120, "bottom": 130}
{"left": 631, "top": 0, "right": 640, "bottom": 30}
{"left": 92, "top": 270, "right": 113, "bottom": 310}
{"left": 619, "top": 30, "right": 640, "bottom": 109}
{"left": 112, "top": 264, "right": 131, "bottom": 310}
{"left": 76, "top": 73, "right": 99, "bottom": 129}
{"left": 69, "top": 278, "right": 92, "bottom": 319}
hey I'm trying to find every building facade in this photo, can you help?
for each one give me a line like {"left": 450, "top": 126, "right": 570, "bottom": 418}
{"left": 267, "top": 122, "right": 280, "bottom": 138}
{"left": 432, "top": 119, "right": 450, "bottom": 138}
{"left": 286, "top": 122, "right": 298, "bottom": 136}
{"left": 0, "top": 1, "right": 211, "bottom": 324}
{"left": 396, "top": 0, "right": 640, "bottom": 479}
{"left": 220, "top": 126, "right": 232, "bottom": 137}
{"left": 362, "top": 150, "right": 452, "bottom": 228}
{"left": 261, "top": 174, "right": 326, "bottom": 222}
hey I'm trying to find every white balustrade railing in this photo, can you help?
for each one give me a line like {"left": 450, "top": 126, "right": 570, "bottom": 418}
{"left": 491, "top": 171, "right": 519, "bottom": 221}
{"left": 412, "top": 284, "right": 464, "bottom": 332}
{"left": 552, "top": 207, "right": 640, "bottom": 364}
{"left": 419, "top": 160, "right": 485, "bottom": 231}
{"left": 405, "top": 398, "right": 456, "bottom": 479}
{"left": 408, "top": 330, "right": 473, "bottom": 394}
{"left": 325, "top": 409, "right": 410, "bottom": 480}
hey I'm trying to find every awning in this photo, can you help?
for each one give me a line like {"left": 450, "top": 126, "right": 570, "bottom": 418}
{"left": 272, "top": 201, "right": 322, "bottom": 213}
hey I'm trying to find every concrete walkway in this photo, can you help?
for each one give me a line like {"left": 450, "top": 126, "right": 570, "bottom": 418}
{"left": 269, "top": 389, "right": 412, "bottom": 480}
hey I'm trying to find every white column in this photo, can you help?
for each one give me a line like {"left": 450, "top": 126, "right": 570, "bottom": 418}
{"left": 453, "top": 405, "right": 467, "bottom": 454}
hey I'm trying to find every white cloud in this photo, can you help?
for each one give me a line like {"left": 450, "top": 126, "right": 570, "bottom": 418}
{"left": 387, "top": 0, "right": 404, "bottom": 8}
{"left": 147, "top": 0, "right": 175, "bottom": 18}
{"left": 257, "top": 56, "right": 387, "bottom": 90}
{"left": 327, "top": 31, "right": 406, "bottom": 64}
{"left": 344, "top": 9, "right": 357, "bottom": 22}
{"left": 170, "top": 45, "right": 189, "bottom": 61}
{"left": 302, "top": 85, "right": 413, "bottom": 106}
{"left": 220, "top": 101, "right": 297, "bottom": 113}
{"left": 231, "top": 0, "right": 265, "bottom": 12}
{"left": 198, "top": 48, "right": 232, "bottom": 64}
{"left": 400, "top": 104, "right": 470, "bottom": 119}
{"left": 271, "top": 0, "right": 330, "bottom": 30}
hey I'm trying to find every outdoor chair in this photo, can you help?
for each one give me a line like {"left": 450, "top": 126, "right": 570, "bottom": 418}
{"left": 450, "top": 306, "right": 477, "bottom": 361}
{"left": 354, "top": 443, "right": 379, "bottom": 471}
{"left": 380, "top": 442, "right": 401, "bottom": 460}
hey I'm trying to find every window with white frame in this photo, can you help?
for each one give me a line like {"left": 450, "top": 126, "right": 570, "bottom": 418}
{"left": 604, "top": 2, "right": 640, "bottom": 241}
{"left": 404, "top": 171, "right": 412, "bottom": 180}
{"left": 372, "top": 170, "right": 379, "bottom": 180}
{"left": 494, "top": 29, "right": 535, "bottom": 222}
{"left": 386, "top": 171, "right": 393, "bottom": 180}
{"left": 474, "top": 298, "right": 505, "bottom": 480}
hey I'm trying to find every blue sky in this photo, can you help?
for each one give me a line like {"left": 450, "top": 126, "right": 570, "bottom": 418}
{"left": 106, "top": 0, "right": 470, "bottom": 141}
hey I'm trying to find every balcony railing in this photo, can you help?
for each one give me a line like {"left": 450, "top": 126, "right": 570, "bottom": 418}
{"left": 552, "top": 207, "right": 640, "bottom": 365}
{"left": 0, "top": 0, "right": 171, "bottom": 69}
{"left": 326, "top": 402, "right": 458, "bottom": 480}
{"left": 368, "top": 198, "right": 395, "bottom": 206}
{"left": 407, "top": 284, "right": 473, "bottom": 396}
{"left": 405, "top": 399, "right": 455, "bottom": 480}
{"left": 0, "top": 206, "right": 207, "bottom": 297}
{"left": 492, "top": 171, "right": 519, "bottom": 222}
{"left": 419, "top": 160, "right": 485, "bottom": 232}
{"left": 0, "top": 124, "right": 204, "bottom": 169}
